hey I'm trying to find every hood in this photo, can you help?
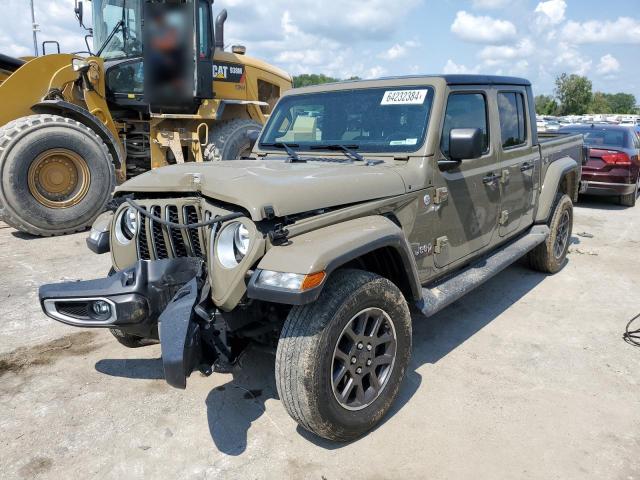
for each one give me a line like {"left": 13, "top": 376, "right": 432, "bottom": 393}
{"left": 117, "top": 160, "right": 407, "bottom": 220}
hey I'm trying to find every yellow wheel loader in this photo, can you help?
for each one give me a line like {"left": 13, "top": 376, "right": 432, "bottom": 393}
{"left": 0, "top": 0, "right": 291, "bottom": 236}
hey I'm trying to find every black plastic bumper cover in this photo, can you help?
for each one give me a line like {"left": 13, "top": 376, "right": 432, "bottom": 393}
{"left": 39, "top": 258, "right": 203, "bottom": 339}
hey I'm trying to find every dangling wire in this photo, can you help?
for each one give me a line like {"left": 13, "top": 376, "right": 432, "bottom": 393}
{"left": 623, "top": 313, "right": 640, "bottom": 347}
{"left": 125, "top": 199, "right": 243, "bottom": 230}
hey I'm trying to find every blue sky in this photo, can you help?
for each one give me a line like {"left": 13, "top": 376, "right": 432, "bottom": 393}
{"left": 1, "top": 0, "right": 639, "bottom": 98}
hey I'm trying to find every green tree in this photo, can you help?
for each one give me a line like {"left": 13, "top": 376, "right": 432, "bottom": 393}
{"left": 554, "top": 73, "right": 593, "bottom": 115}
{"left": 589, "top": 92, "right": 613, "bottom": 114}
{"left": 535, "top": 94, "right": 559, "bottom": 115}
{"left": 607, "top": 93, "right": 637, "bottom": 114}
{"left": 292, "top": 74, "right": 340, "bottom": 88}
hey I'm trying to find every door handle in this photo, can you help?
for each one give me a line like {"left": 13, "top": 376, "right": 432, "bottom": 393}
{"left": 520, "top": 162, "right": 535, "bottom": 172}
{"left": 483, "top": 173, "right": 500, "bottom": 184}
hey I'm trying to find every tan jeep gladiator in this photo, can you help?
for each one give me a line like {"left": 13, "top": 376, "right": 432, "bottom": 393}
{"left": 39, "top": 75, "right": 584, "bottom": 441}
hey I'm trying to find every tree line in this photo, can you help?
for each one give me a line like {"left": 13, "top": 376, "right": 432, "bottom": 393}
{"left": 293, "top": 74, "right": 361, "bottom": 88}
{"left": 536, "top": 73, "right": 638, "bottom": 116}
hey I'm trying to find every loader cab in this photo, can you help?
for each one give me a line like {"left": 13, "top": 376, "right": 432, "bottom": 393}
{"left": 87, "top": 0, "right": 216, "bottom": 114}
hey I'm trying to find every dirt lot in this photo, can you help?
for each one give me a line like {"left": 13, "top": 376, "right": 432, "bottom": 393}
{"left": 1, "top": 196, "right": 639, "bottom": 480}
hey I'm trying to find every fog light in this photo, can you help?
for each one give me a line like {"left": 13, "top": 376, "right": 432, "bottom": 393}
{"left": 91, "top": 300, "right": 111, "bottom": 316}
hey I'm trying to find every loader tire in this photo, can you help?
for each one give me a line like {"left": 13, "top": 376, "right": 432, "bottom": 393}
{"left": 0, "top": 114, "right": 116, "bottom": 236}
{"left": 276, "top": 269, "right": 412, "bottom": 442}
{"left": 204, "top": 119, "right": 262, "bottom": 161}
{"left": 528, "top": 194, "right": 573, "bottom": 274}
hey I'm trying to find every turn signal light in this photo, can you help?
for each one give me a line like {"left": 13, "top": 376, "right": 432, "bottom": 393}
{"left": 301, "top": 271, "right": 326, "bottom": 291}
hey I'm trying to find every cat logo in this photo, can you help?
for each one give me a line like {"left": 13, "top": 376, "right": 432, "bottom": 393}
{"left": 212, "top": 62, "right": 246, "bottom": 83}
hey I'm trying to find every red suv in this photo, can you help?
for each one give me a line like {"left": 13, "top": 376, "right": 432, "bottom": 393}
{"left": 559, "top": 124, "right": 640, "bottom": 206}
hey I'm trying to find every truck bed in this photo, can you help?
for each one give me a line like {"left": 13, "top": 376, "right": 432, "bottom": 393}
{"left": 537, "top": 132, "right": 585, "bottom": 201}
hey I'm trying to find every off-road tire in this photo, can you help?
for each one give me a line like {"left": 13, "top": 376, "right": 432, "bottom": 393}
{"left": 275, "top": 269, "right": 412, "bottom": 442}
{"left": 528, "top": 194, "right": 573, "bottom": 274}
{"left": 0, "top": 114, "right": 116, "bottom": 236}
{"left": 203, "top": 119, "right": 261, "bottom": 161}
{"left": 619, "top": 178, "right": 638, "bottom": 207}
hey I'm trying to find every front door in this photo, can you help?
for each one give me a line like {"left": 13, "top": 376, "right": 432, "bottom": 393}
{"left": 433, "top": 89, "right": 501, "bottom": 268}
{"left": 496, "top": 90, "right": 538, "bottom": 237}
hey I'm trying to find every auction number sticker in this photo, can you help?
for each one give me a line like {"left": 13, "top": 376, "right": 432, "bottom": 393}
{"left": 381, "top": 89, "right": 428, "bottom": 105}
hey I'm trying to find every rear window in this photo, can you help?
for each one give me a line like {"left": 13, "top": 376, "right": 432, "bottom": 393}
{"left": 559, "top": 127, "right": 631, "bottom": 149}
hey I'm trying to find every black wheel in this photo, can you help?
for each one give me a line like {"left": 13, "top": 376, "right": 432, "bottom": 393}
{"left": 0, "top": 114, "right": 116, "bottom": 236}
{"left": 528, "top": 194, "right": 573, "bottom": 274}
{"left": 203, "top": 119, "right": 261, "bottom": 161}
{"left": 276, "top": 269, "right": 412, "bottom": 442}
{"left": 619, "top": 177, "right": 638, "bottom": 207}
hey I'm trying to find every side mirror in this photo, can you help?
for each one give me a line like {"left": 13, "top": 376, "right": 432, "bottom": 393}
{"left": 75, "top": 1, "right": 84, "bottom": 27}
{"left": 449, "top": 128, "right": 484, "bottom": 161}
{"left": 247, "top": 129, "right": 261, "bottom": 150}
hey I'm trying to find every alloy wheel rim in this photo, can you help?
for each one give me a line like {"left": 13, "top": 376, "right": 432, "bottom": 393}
{"left": 27, "top": 149, "right": 90, "bottom": 209}
{"left": 554, "top": 210, "right": 570, "bottom": 259}
{"left": 331, "top": 307, "right": 397, "bottom": 411}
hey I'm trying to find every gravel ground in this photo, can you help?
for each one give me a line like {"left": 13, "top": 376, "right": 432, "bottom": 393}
{"left": 0, "top": 195, "right": 638, "bottom": 480}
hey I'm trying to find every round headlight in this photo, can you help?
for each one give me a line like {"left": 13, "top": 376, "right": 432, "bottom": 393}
{"left": 114, "top": 207, "right": 138, "bottom": 245}
{"left": 234, "top": 224, "right": 250, "bottom": 256}
{"left": 215, "top": 222, "right": 251, "bottom": 269}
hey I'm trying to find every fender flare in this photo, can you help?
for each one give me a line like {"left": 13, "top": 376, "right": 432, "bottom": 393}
{"left": 535, "top": 156, "right": 580, "bottom": 223}
{"left": 247, "top": 215, "right": 422, "bottom": 305}
{"left": 31, "top": 100, "right": 123, "bottom": 168}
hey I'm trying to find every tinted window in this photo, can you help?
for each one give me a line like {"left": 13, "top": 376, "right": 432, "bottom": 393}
{"left": 198, "top": 0, "right": 212, "bottom": 58}
{"left": 498, "top": 92, "right": 527, "bottom": 148}
{"left": 441, "top": 93, "right": 489, "bottom": 156}
{"left": 559, "top": 127, "right": 630, "bottom": 149}
{"left": 261, "top": 87, "right": 434, "bottom": 153}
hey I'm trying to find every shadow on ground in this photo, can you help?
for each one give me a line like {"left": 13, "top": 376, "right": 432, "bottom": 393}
{"left": 94, "top": 263, "right": 548, "bottom": 454}
{"left": 577, "top": 194, "right": 630, "bottom": 211}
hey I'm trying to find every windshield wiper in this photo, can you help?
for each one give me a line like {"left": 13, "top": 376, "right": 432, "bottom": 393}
{"left": 309, "top": 144, "right": 365, "bottom": 162}
{"left": 260, "top": 142, "right": 307, "bottom": 163}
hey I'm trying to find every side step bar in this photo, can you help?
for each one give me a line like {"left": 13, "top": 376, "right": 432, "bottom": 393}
{"left": 417, "top": 225, "right": 550, "bottom": 317}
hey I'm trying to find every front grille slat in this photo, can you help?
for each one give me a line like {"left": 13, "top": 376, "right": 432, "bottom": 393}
{"left": 167, "top": 206, "right": 189, "bottom": 257}
{"left": 184, "top": 205, "right": 204, "bottom": 258}
{"left": 137, "top": 207, "right": 151, "bottom": 260}
{"left": 150, "top": 206, "right": 169, "bottom": 259}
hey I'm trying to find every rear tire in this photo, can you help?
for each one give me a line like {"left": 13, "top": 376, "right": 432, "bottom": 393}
{"left": 276, "top": 269, "right": 412, "bottom": 442}
{"left": 0, "top": 114, "right": 116, "bottom": 236}
{"left": 528, "top": 194, "right": 573, "bottom": 274}
{"left": 203, "top": 119, "right": 261, "bottom": 161}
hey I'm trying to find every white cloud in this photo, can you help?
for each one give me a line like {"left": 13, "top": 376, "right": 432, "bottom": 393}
{"left": 534, "top": 0, "right": 567, "bottom": 27}
{"left": 443, "top": 59, "right": 481, "bottom": 75}
{"left": 553, "top": 43, "right": 592, "bottom": 76}
{"left": 597, "top": 54, "right": 620, "bottom": 75}
{"left": 479, "top": 39, "right": 535, "bottom": 66}
{"left": 451, "top": 11, "right": 517, "bottom": 44}
{"left": 561, "top": 17, "right": 640, "bottom": 44}
{"left": 471, "top": 0, "right": 510, "bottom": 9}
{"left": 378, "top": 40, "right": 420, "bottom": 60}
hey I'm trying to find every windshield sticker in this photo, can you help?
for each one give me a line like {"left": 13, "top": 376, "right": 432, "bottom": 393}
{"left": 381, "top": 90, "right": 429, "bottom": 106}
{"left": 390, "top": 138, "right": 418, "bottom": 146}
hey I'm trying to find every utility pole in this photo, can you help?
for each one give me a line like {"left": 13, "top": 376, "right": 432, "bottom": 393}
{"left": 30, "top": 0, "right": 39, "bottom": 56}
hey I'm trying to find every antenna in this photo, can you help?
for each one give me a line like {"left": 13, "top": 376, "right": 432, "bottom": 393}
{"left": 30, "top": 0, "right": 40, "bottom": 56}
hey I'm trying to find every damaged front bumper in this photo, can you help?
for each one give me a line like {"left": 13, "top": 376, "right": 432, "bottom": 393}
{"left": 39, "top": 258, "right": 211, "bottom": 389}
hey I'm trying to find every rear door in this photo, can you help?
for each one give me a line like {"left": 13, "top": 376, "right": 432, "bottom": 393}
{"left": 433, "top": 88, "right": 501, "bottom": 268}
{"left": 496, "top": 89, "right": 538, "bottom": 237}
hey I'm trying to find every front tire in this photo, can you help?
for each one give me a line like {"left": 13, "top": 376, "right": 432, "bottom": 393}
{"left": 0, "top": 114, "right": 116, "bottom": 236}
{"left": 276, "top": 269, "right": 412, "bottom": 442}
{"left": 203, "top": 119, "right": 261, "bottom": 161}
{"left": 528, "top": 194, "right": 573, "bottom": 274}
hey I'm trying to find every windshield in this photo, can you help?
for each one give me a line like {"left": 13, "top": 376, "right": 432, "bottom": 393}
{"left": 93, "top": 0, "right": 143, "bottom": 60}
{"left": 260, "top": 87, "right": 435, "bottom": 153}
{"left": 560, "top": 126, "right": 631, "bottom": 149}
